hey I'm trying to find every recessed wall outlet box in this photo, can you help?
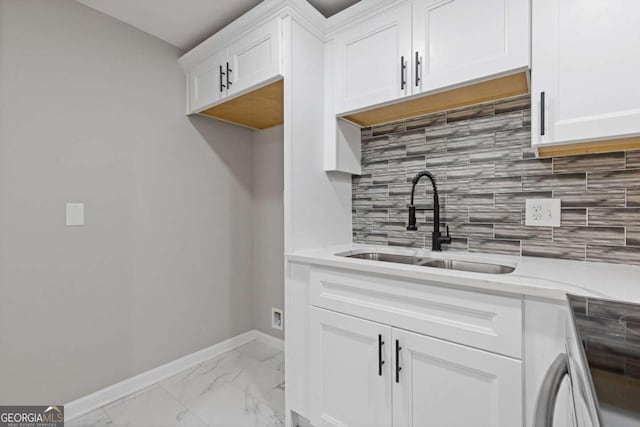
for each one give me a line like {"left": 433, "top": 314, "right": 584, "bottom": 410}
{"left": 66, "top": 203, "right": 85, "bottom": 226}
{"left": 271, "top": 308, "right": 283, "bottom": 331}
{"left": 525, "top": 199, "right": 561, "bottom": 227}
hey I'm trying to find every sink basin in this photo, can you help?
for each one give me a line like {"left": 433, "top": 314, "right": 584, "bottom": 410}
{"left": 417, "top": 258, "right": 515, "bottom": 274}
{"left": 343, "top": 252, "right": 514, "bottom": 274}
{"left": 346, "top": 252, "right": 421, "bottom": 265}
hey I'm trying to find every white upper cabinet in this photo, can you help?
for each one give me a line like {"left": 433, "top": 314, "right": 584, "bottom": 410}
{"left": 393, "top": 328, "right": 523, "bottom": 427}
{"left": 324, "top": 0, "right": 530, "bottom": 173}
{"left": 188, "top": 49, "right": 227, "bottom": 113}
{"left": 181, "top": 16, "right": 282, "bottom": 114}
{"left": 412, "top": 0, "right": 529, "bottom": 93}
{"left": 226, "top": 18, "right": 282, "bottom": 97}
{"left": 310, "top": 307, "right": 393, "bottom": 427}
{"left": 532, "top": 0, "right": 640, "bottom": 147}
{"left": 329, "top": 0, "right": 529, "bottom": 116}
{"left": 332, "top": 1, "right": 413, "bottom": 114}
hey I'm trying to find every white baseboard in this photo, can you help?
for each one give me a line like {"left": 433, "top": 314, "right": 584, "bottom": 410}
{"left": 65, "top": 329, "right": 283, "bottom": 421}
{"left": 254, "top": 329, "right": 284, "bottom": 350}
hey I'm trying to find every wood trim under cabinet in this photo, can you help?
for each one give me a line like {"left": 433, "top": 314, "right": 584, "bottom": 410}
{"left": 537, "top": 136, "right": 640, "bottom": 158}
{"left": 199, "top": 79, "right": 283, "bottom": 130}
{"left": 342, "top": 71, "right": 530, "bottom": 127}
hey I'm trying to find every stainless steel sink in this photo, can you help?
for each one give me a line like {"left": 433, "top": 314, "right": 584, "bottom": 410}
{"left": 343, "top": 252, "right": 514, "bottom": 274}
{"left": 417, "top": 258, "right": 515, "bottom": 274}
{"left": 347, "top": 252, "right": 421, "bottom": 265}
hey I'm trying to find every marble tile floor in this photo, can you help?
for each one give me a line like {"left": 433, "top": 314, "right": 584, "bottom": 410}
{"left": 67, "top": 340, "right": 285, "bottom": 427}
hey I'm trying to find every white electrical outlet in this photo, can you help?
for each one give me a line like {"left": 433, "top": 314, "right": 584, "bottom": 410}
{"left": 271, "top": 308, "right": 283, "bottom": 331}
{"left": 525, "top": 199, "right": 561, "bottom": 227}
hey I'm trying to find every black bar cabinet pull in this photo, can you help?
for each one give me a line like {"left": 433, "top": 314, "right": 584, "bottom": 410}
{"left": 400, "top": 56, "right": 406, "bottom": 90}
{"left": 378, "top": 334, "right": 385, "bottom": 376}
{"left": 540, "top": 91, "right": 546, "bottom": 136}
{"left": 219, "top": 65, "right": 226, "bottom": 93}
{"left": 226, "top": 62, "right": 233, "bottom": 88}
{"left": 395, "top": 340, "right": 402, "bottom": 383}
{"left": 415, "top": 51, "right": 421, "bottom": 87}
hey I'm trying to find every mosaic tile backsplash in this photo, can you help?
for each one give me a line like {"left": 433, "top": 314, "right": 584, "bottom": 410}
{"left": 352, "top": 94, "right": 640, "bottom": 265}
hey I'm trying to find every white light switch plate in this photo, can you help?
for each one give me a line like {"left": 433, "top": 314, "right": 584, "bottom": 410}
{"left": 66, "top": 203, "right": 85, "bottom": 226}
{"left": 525, "top": 199, "right": 561, "bottom": 227}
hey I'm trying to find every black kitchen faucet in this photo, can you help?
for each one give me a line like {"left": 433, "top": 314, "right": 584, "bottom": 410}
{"left": 407, "top": 170, "right": 452, "bottom": 251}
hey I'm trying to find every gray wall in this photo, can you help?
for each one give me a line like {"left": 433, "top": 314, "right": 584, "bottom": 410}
{"left": 353, "top": 95, "right": 640, "bottom": 265}
{"left": 0, "top": 0, "right": 259, "bottom": 403}
{"left": 253, "top": 127, "right": 284, "bottom": 340}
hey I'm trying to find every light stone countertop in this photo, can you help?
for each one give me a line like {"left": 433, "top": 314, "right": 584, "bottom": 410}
{"left": 286, "top": 244, "right": 640, "bottom": 303}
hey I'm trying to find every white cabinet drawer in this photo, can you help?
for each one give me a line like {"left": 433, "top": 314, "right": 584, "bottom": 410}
{"left": 309, "top": 267, "right": 522, "bottom": 358}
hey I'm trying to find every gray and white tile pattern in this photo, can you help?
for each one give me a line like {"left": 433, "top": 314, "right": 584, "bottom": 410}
{"left": 353, "top": 94, "right": 640, "bottom": 265}
{"left": 66, "top": 340, "right": 284, "bottom": 427}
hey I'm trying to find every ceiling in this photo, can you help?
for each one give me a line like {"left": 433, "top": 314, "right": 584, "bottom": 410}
{"left": 76, "top": 0, "right": 360, "bottom": 51}
{"left": 308, "top": 0, "right": 360, "bottom": 17}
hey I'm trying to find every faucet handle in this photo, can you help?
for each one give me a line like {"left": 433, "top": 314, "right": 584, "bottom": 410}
{"left": 443, "top": 224, "right": 452, "bottom": 244}
{"left": 407, "top": 205, "right": 418, "bottom": 231}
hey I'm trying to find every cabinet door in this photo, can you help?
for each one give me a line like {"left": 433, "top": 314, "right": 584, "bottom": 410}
{"left": 188, "top": 49, "right": 227, "bottom": 112}
{"left": 393, "top": 328, "right": 523, "bottom": 427}
{"left": 532, "top": 0, "right": 640, "bottom": 146}
{"left": 333, "top": 1, "right": 412, "bottom": 114}
{"left": 310, "top": 307, "right": 392, "bottom": 427}
{"left": 412, "top": 0, "right": 529, "bottom": 94}
{"left": 226, "top": 17, "right": 281, "bottom": 97}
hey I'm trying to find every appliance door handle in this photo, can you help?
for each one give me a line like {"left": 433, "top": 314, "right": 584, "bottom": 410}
{"left": 534, "top": 353, "right": 569, "bottom": 427}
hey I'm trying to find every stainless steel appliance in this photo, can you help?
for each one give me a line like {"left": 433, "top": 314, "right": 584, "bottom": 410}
{"left": 535, "top": 295, "right": 640, "bottom": 427}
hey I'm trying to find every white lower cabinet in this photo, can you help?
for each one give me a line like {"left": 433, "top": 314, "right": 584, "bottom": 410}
{"left": 310, "top": 307, "right": 392, "bottom": 427}
{"left": 310, "top": 306, "right": 523, "bottom": 427}
{"left": 393, "top": 328, "right": 523, "bottom": 427}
